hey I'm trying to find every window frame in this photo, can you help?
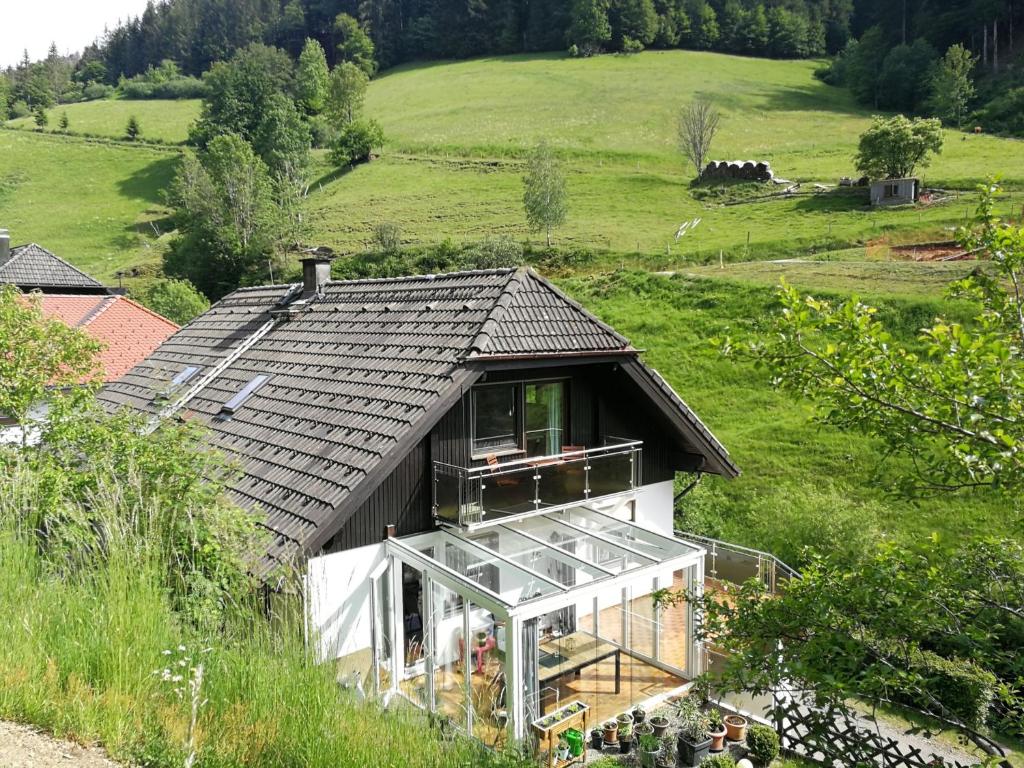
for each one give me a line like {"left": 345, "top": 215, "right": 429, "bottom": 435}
{"left": 470, "top": 377, "right": 570, "bottom": 461}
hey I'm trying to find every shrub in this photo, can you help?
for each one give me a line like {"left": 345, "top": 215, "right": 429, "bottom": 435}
{"left": 125, "top": 115, "right": 141, "bottom": 141}
{"left": 745, "top": 723, "right": 780, "bottom": 765}
{"left": 307, "top": 114, "right": 336, "bottom": 148}
{"left": 82, "top": 83, "right": 114, "bottom": 101}
{"left": 700, "top": 754, "right": 736, "bottom": 768}
{"left": 622, "top": 36, "right": 645, "bottom": 54}
{"left": 120, "top": 81, "right": 156, "bottom": 99}
{"left": 568, "top": 44, "right": 581, "bottom": 58}
{"left": 463, "top": 235, "right": 524, "bottom": 269}
{"left": 373, "top": 221, "right": 402, "bottom": 254}
{"left": 329, "top": 118, "right": 384, "bottom": 166}
{"left": 10, "top": 100, "right": 30, "bottom": 118}
{"left": 905, "top": 648, "right": 996, "bottom": 730}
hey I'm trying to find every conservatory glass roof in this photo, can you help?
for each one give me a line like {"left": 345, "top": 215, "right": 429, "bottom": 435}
{"left": 388, "top": 505, "right": 705, "bottom": 614}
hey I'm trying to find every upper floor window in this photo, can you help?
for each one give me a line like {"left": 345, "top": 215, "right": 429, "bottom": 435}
{"left": 472, "top": 379, "right": 567, "bottom": 458}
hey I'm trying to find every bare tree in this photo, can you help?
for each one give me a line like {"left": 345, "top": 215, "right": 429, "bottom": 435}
{"left": 677, "top": 99, "right": 721, "bottom": 178}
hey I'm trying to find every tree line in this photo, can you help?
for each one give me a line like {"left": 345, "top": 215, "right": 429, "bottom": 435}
{"left": 78, "top": 0, "right": 855, "bottom": 82}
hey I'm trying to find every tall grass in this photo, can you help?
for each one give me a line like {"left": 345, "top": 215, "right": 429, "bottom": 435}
{"left": 0, "top": 463, "right": 533, "bottom": 768}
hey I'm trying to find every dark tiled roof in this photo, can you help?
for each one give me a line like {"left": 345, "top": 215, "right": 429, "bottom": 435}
{"left": 99, "top": 267, "right": 734, "bottom": 572}
{"left": 0, "top": 244, "right": 105, "bottom": 290}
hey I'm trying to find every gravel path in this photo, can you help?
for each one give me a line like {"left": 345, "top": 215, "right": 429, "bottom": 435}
{"left": 0, "top": 722, "right": 122, "bottom": 768}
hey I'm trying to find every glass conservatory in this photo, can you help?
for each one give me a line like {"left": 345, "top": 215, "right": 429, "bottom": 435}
{"left": 373, "top": 505, "right": 706, "bottom": 745}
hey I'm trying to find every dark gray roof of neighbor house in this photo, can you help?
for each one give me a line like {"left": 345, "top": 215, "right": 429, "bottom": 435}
{"left": 0, "top": 243, "right": 106, "bottom": 291}
{"left": 98, "top": 267, "right": 737, "bottom": 573}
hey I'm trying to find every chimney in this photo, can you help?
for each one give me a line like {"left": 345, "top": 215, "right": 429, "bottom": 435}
{"left": 300, "top": 255, "right": 333, "bottom": 298}
{"left": 0, "top": 229, "right": 9, "bottom": 264}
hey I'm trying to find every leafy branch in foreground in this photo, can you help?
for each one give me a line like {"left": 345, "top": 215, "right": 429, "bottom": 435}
{"left": 655, "top": 537, "right": 1024, "bottom": 764}
{"left": 720, "top": 182, "right": 1024, "bottom": 495}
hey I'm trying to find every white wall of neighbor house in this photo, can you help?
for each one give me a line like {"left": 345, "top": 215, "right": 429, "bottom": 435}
{"left": 306, "top": 542, "right": 385, "bottom": 665}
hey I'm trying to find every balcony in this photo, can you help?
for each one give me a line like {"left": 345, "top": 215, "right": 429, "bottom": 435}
{"left": 433, "top": 440, "right": 642, "bottom": 528}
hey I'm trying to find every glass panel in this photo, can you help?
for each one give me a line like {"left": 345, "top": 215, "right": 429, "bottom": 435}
{"left": 517, "top": 516, "right": 647, "bottom": 574}
{"left": 656, "top": 568, "right": 688, "bottom": 672}
{"left": 399, "top": 563, "right": 428, "bottom": 708}
{"left": 480, "top": 463, "right": 537, "bottom": 518}
{"left": 473, "top": 384, "right": 519, "bottom": 453}
{"left": 525, "top": 381, "right": 565, "bottom": 457}
{"left": 430, "top": 580, "right": 467, "bottom": 727}
{"left": 556, "top": 507, "right": 694, "bottom": 561}
{"left": 587, "top": 449, "right": 635, "bottom": 498}
{"left": 411, "top": 535, "right": 562, "bottom": 605}
{"left": 434, "top": 466, "right": 460, "bottom": 523}
{"left": 469, "top": 526, "right": 606, "bottom": 587}
{"left": 471, "top": 602, "right": 508, "bottom": 748}
{"left": 536, "top": 455, "right": 587, "bottom": 508}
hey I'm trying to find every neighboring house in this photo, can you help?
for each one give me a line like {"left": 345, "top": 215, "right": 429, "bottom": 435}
{"left": 870, "top": 177, "right": 918, "bottom": 206}
{"left": 98, "top": 259, "right": 739, "bottom": 744}
{"left": 0, "top": 229, "right": 179, "bottom": 443}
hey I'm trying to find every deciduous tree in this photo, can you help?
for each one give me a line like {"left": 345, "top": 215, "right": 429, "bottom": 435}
{"left": 296, "top": 38, "right": 330, "bottom": 115}
{"left": 326, "top": 61, "right": 369, "bottom": 125}
{"left": 522, "top": 140, "right": 568, "bottom": 246}
{"left": 135, "top": 279, "right": 211, "bottom": 326}
{"left": 677, "top": 98, "right": 721, "bottom": 177}
{"left": 854, "top": 114, "right": 943, "bottom": 180}
{"left": 566, "top": 0, "right": 612, "bottom": 56}
{"left": 334, "top": 13, "right": 376, "bottom": 76}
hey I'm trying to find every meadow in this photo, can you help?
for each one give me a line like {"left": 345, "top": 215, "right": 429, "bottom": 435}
{"left": 5, "top": 98, "right": 199, "bottom": 144}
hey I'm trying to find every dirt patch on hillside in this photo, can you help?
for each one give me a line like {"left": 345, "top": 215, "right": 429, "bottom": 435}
{"left": 0, "top": 721, "right": 123, "bottom": 768}
{"left": 867, "top": 238, "right": 975, "bottom": 262}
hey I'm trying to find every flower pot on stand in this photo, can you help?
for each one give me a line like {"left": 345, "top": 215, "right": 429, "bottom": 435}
{"left": 708, "top": 724, "right": 727, "bottom": 753}
{"left": 724, "top": 714, "right": 748, "bottom": 742}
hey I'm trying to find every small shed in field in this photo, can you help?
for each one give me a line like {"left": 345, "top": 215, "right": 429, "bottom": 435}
{"left": 870, "top": 178, "right": 918, "bottom": 206}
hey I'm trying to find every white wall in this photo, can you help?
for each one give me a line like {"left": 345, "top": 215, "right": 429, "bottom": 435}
{"left": 306, "top": 542, "right": 385, "bottom": 664}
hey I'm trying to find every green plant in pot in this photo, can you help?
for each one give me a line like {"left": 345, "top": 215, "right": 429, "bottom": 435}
{"left": 633, "top": 704, "right": 646, "bottom": 723}
{"left": 617, "top": 711, "right": 634, "bottom": 727}
{"left": 676, "top": 698, "right": 713, "bottom": 767}
{"left": 590, "top": 727, "right": 604, "bottom": 750}
{"left": 639, "top": 733, "right": 661, "bottom": 768}
{"left": 656, "top": 735, "right": 676, "bottom": 767}
{"left": 650, "top": 713, "right": 670, "bottom": 737}
{"left": 707, "top": 708, "right": 727, "bottom": 752}
{"left": 603, "top": 719, "right": 618, "bottom": 744}
{"left": 555, "top": 736, "right": 570, "bottom": 761}
{"left": 618, "top": 722, "right": 634, "bottom": 754}
{"left": 476, "top": 630, "right": 488, "bottom": 648}
{"left": 636, "top": 720, "right": 654, "bottom": 737}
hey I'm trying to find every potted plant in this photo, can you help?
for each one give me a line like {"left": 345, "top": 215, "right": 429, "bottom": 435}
{"left": 617, "top": 711, "right": 634, "bottom": 727}
{"left": 618, "top": 722, "right": 634, "bottom": 754}
{"left": 676, "top": 699, "right": 713, "bottom": 767}
{"left": 555, "top": 736, "right": 570, "bottom": 762}
{"left": 656, "top": 735, "right": 676, "bottom": 767}
{"left": 633, "top": 704, "right": 647, "bottom": 723}
{"left": 636, "top": 720, "right": 654, "bottom": 737}
{"left": 476, "top": 630, "right": 488, "bottom": 648}
{"left": 724, "top": 713, "right": 748, "bottom": 742}
{"left": 603, "top": 719, "right": 618, "bottom": 744}
{"left": 591, "top": 727, "right": 605, "bottom": 750}
{"left": 638, "top": 733, "right": 661, "bottom": 767}
{"left": 745, "top": 723, "right": 780, "bottom": 765}
{"left": 650, "top": 713, "right": 670, "bottom": 737}
{"left": 708, "top": 708, "right": 727, "bottom": 752}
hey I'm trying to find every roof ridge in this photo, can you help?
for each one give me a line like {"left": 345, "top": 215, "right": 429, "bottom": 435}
{"left": 324, "top": 267, "right": 518, "bottom": 288}
{"left": 464, "top": 267, "right": 529, "bottom": 357}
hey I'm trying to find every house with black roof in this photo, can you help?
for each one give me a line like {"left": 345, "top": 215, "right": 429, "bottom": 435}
{"left": 99, "top": 256, "right": 739, "bottom": 744}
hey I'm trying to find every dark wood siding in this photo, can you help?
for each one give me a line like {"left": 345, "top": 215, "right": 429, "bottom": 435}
{"left": 321, "top": 361, "right": 703, "bottom": 553}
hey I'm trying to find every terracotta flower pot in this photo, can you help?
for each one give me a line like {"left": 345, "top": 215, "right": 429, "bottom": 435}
{"left": 603, "top": 722, "right": 618, "bottom": 744}
{"left": 724, "top": 714, "right": 748, "bottom": 742}
{"left": 709, "top": 726, "right": 727, "bottom": 752}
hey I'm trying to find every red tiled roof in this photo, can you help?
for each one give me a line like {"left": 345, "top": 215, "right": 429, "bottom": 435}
{"left": 39, "top": 295, "right": 179, "bottom": 382}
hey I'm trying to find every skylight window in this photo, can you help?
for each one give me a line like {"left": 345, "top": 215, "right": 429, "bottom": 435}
{"left": 220, "top": 374, "right": 271, "bottom": 416}
{"left": 172, "top": 366, "right": 200, "bottom": 387}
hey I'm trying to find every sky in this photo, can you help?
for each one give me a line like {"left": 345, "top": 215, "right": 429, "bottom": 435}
{"left": 2, "top": 0, "right": 154, "bottom": 69}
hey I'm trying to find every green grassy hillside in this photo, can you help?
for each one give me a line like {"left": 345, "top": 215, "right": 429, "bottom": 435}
{"left": 306, "top": 50, "right": 1024, "bottom": 258}
{"left": 5, "top": 99, "right": 200, "bottom": 144}
{"left": 0, "top": 131, "right": 177, "bottom": 281}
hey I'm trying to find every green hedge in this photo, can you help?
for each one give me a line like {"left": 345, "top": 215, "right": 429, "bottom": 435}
{"left": 907, "top": 648, "right": 996, "bottom": 730}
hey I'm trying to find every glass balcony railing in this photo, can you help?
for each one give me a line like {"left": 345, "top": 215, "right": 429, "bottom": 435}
{"left": 433, "top": 440, "right": 643, "bottom": 527}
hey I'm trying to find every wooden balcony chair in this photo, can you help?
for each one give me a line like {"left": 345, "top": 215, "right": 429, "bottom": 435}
{"left": 485, "top": 453, "right": 520, "bottom": 487}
